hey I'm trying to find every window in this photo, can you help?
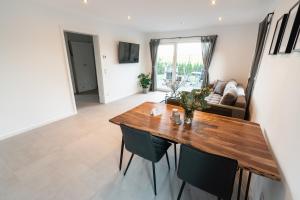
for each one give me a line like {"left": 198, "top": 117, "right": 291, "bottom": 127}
{"left": 156, "top": 42, "right": 204, "bottom": 91}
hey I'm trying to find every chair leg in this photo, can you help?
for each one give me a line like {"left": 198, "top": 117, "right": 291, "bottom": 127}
{"left": 152, "top": 162, "right": 157, "bottom": 195}
{"left": 165, "top": 151, "right": 170, "bottom": 170}
{"left": 237, "top": 168, "right": 243, "bottom": 200}
{"left": 119, "top": 138, "right": 124, "bottom": 171}
{"left": 177, "top": 181, "right": 186, "bottom": 200}
{"left": 123, "top": 153, "right": 134, "bottom": 176}
{"left": 174, "top": 143, "right": 177, "bottom": 170}
{"left": 245, "top": 172, "right": 252, "bottom": 200}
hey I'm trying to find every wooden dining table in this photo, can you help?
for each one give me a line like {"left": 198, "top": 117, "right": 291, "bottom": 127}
{"left": 109, "top": 102, "right": 281, "bottom": 199}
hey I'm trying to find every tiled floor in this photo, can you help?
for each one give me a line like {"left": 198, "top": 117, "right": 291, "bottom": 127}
{"left": 0, "top": 92, "right": 240, "bottom": 200}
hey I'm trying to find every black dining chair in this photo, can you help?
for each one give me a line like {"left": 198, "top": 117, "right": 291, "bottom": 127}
{"left": 118, "top": 136, "right": 177, "bottom": 172}
{"left": 120, "top": 124, "right": 171, "bottom": 195}
{"left": 177, "top": 145, "right": 238, "bottom": 200}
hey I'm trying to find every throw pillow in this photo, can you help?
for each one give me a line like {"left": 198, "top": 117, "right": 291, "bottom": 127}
{"left": 234, "top": 96, "right": 246, "bottom": 108}
{"left": 224, "top": 80, "right": 238, "bottom": 94}
{"left": 213, "top": 80, "right": 227, "bottom": 95}
{"left": 220, "top": 88, "right": 238, "bottom": 106}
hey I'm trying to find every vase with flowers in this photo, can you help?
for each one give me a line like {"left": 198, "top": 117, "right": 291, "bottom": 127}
{"left": 164, "top": 79, "right": 185, "bottom": 98}
{"left": 178, "top": 87, "right": 210, "bottom": 124}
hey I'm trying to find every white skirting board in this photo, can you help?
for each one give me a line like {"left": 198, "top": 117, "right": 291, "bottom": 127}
{"left": 0, "top": 111, "right": 77, "bottom": 141}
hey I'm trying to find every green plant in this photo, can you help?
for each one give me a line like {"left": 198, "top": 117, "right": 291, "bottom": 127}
{"left": 178, "top": 87, "right": 211, "bottom": 111}
{"left": 156, "top": 58, "right": 204, "bottom": 76}
{"left": 138, "top": 73, "right": 152, "bottom": 89}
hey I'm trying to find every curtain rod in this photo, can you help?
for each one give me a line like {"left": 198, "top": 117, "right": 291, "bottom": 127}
{"left": 156, "top": 35, "right": 217, "bottom": 40}
{"left": 154, "top": 12, "right": 274, "bottom": 40}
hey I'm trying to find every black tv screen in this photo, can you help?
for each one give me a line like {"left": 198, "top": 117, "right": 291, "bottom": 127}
{"left": 118, "top": 42, "right": 140, "bottom": 63}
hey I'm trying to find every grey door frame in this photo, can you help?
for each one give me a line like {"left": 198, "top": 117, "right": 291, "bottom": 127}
{"left": 61, "top": 28, "right": 106, "bottom": 112}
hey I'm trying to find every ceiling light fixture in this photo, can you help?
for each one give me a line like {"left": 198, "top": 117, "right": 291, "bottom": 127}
{"left": 211, "top": 0, "right": 216, "bottom": 5}
{"left": 83, "top": 0, "right": 88, "bottom": 4}
{"left": 218, "top": 17, "right": 222, "bottom": 21}
{"left": 127, "top": 16, "right": 132, "bottom": 20}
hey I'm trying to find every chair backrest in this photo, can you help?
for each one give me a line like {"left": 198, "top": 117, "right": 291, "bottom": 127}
{"left": 120, "top": 124, "right": 156, "bottom": 161}
{"left": 178, "top": 145, "right": 238, "bottom": 200}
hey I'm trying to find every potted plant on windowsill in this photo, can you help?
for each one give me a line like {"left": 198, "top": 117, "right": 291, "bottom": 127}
{"left": 138, "top": 73, "right": 152, "bottom": 93}
{"left": 178, "top": 87, "right": 210, "bottom": 124}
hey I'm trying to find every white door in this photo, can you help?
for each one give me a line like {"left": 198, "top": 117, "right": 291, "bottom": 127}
{"left": 70, "top": 41, "right": 98, "bottom": 93}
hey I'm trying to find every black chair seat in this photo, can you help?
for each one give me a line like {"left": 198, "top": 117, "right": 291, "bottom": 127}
{"left": 152, "top": 136, "right": 171, "bottom": 162}
{"left": 177, "top": 145, "right": 238, "bottom": 200}
{"left": 120, "top": 124, "right": 171, "bottom": 195}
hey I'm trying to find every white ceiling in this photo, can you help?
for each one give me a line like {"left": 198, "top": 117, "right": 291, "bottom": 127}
{"left": 33, "top": 0, "right": 277, "bottom": 33}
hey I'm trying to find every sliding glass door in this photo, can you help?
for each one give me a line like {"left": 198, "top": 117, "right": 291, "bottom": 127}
{"left": 177, "top": 43, "right": 203, "bottom": 91}
{"left": 156, "top": 44, "right": 175, "bottom": 90}
{"left": 156, "top": 42, "right": 204, "bottom": 91}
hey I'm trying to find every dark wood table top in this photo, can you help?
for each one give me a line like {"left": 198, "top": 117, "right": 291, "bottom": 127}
{"left": 109, "top": 102, "right": 280, "bottom": 181}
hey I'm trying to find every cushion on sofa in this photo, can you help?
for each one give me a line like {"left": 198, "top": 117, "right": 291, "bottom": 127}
{"left": 213, "top": 80, "right": 227, "bottom": 95}
{"left": 236, "top": 85, "right": 245, "bottom": 96}
{"left": 205, "top": 93, "right": 222, "bottom": 104}
{"left": 234, "top": 85, "right": 246, "bottom": 108}
{"left": 220, "top": 88, "right": 238, "bottom": 106}
{"left": 234, "top": 96, "right": 246, "bottom": 108}
{"left": 223, "top": 80, "right": 238, "bottom": 94}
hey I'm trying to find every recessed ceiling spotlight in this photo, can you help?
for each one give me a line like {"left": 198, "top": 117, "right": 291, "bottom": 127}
{"left": 218, "top": 17, "right": 222, "bottom": 21}
{"left": 211, "top": 0, "right": 216, "bottom": 5}
{"left": 83, "top": 0, "right": 88, "bottom": 4}
{"left": 127, "top": 16, "right": 132, "bottom": 20}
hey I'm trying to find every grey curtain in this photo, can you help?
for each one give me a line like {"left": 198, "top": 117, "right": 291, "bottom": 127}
{"left": 245, "top": 14, "right": 272, "bottom": 120}
{"left": 149, "top": 39, "right": 160, "bottom": 91}
{"left": 201, "top": 35, "right": 218, "bottom": 88}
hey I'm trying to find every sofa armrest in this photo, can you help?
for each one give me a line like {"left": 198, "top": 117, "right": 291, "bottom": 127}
{"left": 202, "top": 103, "right": 245, "bottom": 119}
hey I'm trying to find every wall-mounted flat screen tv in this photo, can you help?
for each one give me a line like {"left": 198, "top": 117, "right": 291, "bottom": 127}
{"left": 118, "top": 42, "right": 140, "bottom": 63}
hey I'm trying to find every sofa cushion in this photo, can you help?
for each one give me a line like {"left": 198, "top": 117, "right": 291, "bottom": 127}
{"left": 213, "top": 80, "right": 227, "bottom": 95}
{"left": 234, "top": 96, "right": 246, "bottom": 108}
{"left": 220, "top": 88, "right": 238, "bottom": 106}
{"left": 224, "top": 80, "right": 238, "bottom": 94}
{"left": 234, "top": 85, "right": 246, "bottom": 108}
{"left": 205, "top": 93, "right": 222, "bottom": 104}
{"left": 236, "top": 85, "right": 245, "bottom": 96}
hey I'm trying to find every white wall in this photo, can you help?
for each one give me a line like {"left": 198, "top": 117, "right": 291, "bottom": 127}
{"left": 0, "top": 1, "right": 147, "bottom": 139}
{"left": 249, "top": 0, "right": 300, "bottom": 199}
{"left": 146, "top": 23, "right": 258, "bottom": 86}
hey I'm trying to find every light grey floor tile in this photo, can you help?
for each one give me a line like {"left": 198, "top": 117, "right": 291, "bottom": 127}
{"left": 0, "top": 92, "right": 240, "bottom": 200}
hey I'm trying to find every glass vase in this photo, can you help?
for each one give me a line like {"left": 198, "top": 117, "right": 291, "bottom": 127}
{"left": 184, "top": 109, "right": 194, "bottom": 125}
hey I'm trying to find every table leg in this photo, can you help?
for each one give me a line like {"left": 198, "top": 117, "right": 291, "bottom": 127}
{"left": 245, "top": 172, "right": 252, "bottom": 200}
{"left": 119, "top": 137, "right": 124, "bottom": 171}
{"left": 237, "top": 168, "right": 243, "bottom": 200}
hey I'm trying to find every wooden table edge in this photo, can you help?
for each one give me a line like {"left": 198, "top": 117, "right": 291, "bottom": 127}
{"left": 108, "top": 102, "right": 281, "bottom": 181}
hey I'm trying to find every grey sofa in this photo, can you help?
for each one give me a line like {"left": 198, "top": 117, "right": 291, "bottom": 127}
{"left": 203, "top": 80, "right": 246, "bottom": 119}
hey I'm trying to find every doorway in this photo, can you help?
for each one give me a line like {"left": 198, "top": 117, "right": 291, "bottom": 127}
{"left": 64, "top": 31, "right": 100, "bottom": 109}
